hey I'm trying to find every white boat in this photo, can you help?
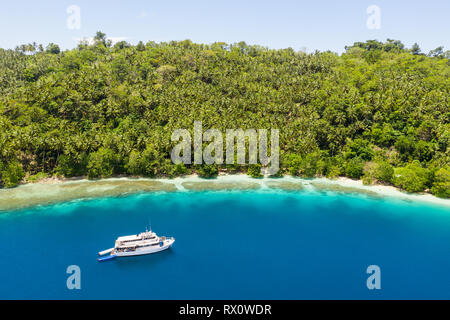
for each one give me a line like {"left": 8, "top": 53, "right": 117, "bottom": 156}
{"left": 98, "top": 228, "right": 175, "bottom": 261}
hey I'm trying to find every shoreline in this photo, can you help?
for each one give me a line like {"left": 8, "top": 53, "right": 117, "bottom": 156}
{"left": 1, "top": 174, "right": 449, "bottom": 212}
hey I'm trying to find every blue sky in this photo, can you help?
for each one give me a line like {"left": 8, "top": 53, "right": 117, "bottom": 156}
{"left": 0, "top": 0, "right": 448, "bottom": 53}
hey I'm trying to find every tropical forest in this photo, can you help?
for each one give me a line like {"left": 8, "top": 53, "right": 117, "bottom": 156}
{"left": 0, "top": 32, "right": 449, "bottom": 198}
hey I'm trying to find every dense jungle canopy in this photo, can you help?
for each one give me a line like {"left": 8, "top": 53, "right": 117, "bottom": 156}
{"left": 0, "top": 33, "right": 449, "bottom": 197}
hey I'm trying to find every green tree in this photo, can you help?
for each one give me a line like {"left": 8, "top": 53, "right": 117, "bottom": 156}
{"left": 362, "top": 160, "right": 394, "bottom": 185}
{"left": 393, "top": 161, "right": 429, "bottom": 192}
{"left": 410, "top": 43, "right": 421, "bottom": 55}
{"left": 0, "top": 161, "right": 25, "bottom": 188}
{"left": 170, "top": 163, "right": 188, "bottom": 177}
{"left": 428, "top": 46, "right": 444, "bottom": 58}
{"left": 87, "top": 147, "right": 117, "bottom": 179}
{"left": 126, "top": 150, "right": 145, "bottom": 176}
{"left": 285, "top": 154, "right": 303, "bottom": 176}
{"left": 430, "top": 168, "right": 450, "bottom": 198}
{"left": 141, "top": 146, "right": 160, "bottom": 177}
{"left": 344, "top": 139, "right": 374, "bottom": 161}
{"left": 197, "top": 164, "right": 219, "bottom": 178}
{"left": 247, "top": 164, "right": 263, "bottom": 178}
{"left": 395, "top": 136, "right": 415, "bottom": 161}
{"left": 45, "top": 43, "right": 60, "bottom": 54}
{"left": 136, "top": 41, "right": 145, "bottom": 51}
{"left": 56, "top": 154, "right": 88, "bottom": 177}
{"left": 114, "top": 41, "right": 130, "bottom": 50}
{"left": 345, "top": 158, "right": 365, "bottom": 179}
{"left": 94, "top": 31, "right": 112, "bottom": 47}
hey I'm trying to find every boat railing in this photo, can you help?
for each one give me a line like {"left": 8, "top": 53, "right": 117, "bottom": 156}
{"left": 159, "top": 236, "right": 175, "bottom": 241}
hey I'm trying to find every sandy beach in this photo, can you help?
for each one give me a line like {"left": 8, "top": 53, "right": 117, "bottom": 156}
{"left": 0, "top": 174, "right": 448, "bottom": 212}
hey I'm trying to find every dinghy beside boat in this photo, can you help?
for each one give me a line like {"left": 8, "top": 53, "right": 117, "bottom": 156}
{"left": 98, "top": 254, "right": 116, "bottom": 262}
{"left": 98, "top": 248, "right": 114, "bottom": 256}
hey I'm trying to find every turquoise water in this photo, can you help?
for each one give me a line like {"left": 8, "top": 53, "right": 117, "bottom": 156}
{"left": 0, "top": 190, "right": 449, "bottom": 299}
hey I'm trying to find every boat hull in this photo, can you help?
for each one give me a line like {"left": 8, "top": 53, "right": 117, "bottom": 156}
{"left": 114, "top": 238, "right": 174, "bottom": 257}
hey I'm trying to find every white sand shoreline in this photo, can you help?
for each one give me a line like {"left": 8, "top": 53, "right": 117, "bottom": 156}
{"left": 1, "top": 174, "right": 448, "bottom": 211}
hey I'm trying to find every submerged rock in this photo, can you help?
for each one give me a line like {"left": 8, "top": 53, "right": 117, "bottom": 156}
{"left": 181, "top": 181, "right": 260, "bottom": 191}
{"left": 265, "top": 181, "right": 304, "bottom": 191}
{"left": 310, "top": 182, "right": 381, "bottom": 198}
{"left": 0, "top": 179, "right": 176, "bottom": 211}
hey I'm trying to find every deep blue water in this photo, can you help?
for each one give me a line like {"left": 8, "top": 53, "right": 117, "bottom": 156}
{"left": 0, "top": 189, "right": 449, "bottom": 299}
